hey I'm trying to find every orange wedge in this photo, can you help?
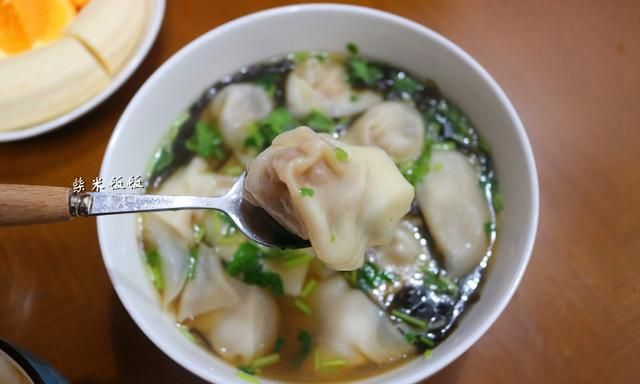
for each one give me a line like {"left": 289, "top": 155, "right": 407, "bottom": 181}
{"left": 0, "top": 0, "right": 76, "bottom": 56}
{"left": 0, "top": 2, "right": 31, "bottom": 54}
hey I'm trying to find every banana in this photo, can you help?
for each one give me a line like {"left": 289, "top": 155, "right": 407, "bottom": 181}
{"left": 66, "top": 0, "right": 149, "bottom": 75}
{"left": 0, "top": 37, "right": 109, "bottom": 132}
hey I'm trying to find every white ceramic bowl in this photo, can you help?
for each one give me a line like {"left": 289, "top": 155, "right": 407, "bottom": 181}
{"left": 98, "top": 4, "right": 539, "bottom": 383}
{"left": 0, "top": 0, "right": 166, "bottom": 142}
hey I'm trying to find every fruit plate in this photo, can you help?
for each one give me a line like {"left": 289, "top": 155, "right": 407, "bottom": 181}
{"left": 0, "top": 0, "right": 165, "bottom": 143}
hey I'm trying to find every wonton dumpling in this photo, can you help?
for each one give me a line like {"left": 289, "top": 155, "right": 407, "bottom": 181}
{"left": 286, "top": 57, "right": 382, "bottom": 118}
{"left": 417, "top": 150, "right": 491, "bottom": 278}
{"left": 191, "top": 283, "right": 279, "bottom": 365}
{"left": 244, "top": 126, "right": 414, "bottom": 270}
{"left": 311, "top": 276, "right": 414, "bottom": 365}
{"left": 344, "top": 101, "right": 425, "bottom": 162}
{"left": 264, "top": 253, "right": 311, "bottom": 296}
{"left": 177, "top": 244, "right": 239, "bottom": 321}
{"left": 151, "top": 158, "right": 235, "bottom": 241}
{"left": 211, "top": 83, "right": 273, "bottom": 164}
{"left": 143, "top": 215, "right": 189, "bottom": 307}
{"left": 375, "top": 220, "right": 424, "bottom": 267}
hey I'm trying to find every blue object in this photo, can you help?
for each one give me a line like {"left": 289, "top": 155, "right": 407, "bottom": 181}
{"left": 0, "top": 339, "right": 68, "bottom": 384}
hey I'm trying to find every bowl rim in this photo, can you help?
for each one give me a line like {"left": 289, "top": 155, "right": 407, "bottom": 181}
{"left": 0, "top": 0, "right": 166, "bottom": 142}
{"left": 98, "top": 3, "right": 539, "bottom": 383}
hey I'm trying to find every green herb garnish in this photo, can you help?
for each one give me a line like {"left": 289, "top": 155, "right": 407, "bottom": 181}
{"left": 293, "top": 51, "right": 310, "bottom": 62}
{"left": 334, "top": 147, "right": 348, "bottom": 162}
{"left": 344, "top": 261, "right": 395, "bottom": 291}
{"left": 186, "top": 247, "right": 199, "bottom": 280}
{"left": 306, "top": 110, "right": 334, "bottom": 133}
{"left": 226, "top": 242, "right": 284, "bottom": 296}
{"left": 423, "top": 270, "right": 459, "bottom": 295}
{"left": 423, "top": 349, "right": 433, "bottom": 359}
{"left": 185, "top": 121, "right": 225, "bottom": 160}
{"left": 273, "top": 337, "right": 285, "bottom": 353}
{"left": 391, "top": 72, "right": 423, "bottom": 95}
{"left": 350, "top": 94, "right": 359, "bottom": 102}
{"left": 144, "top": 249, "right": 164, "bottom": 290}
{"left": 254, "top": 72, "right": 281, "bottom": 98}
{"left": 294, "top": 299, "right": 312, "bottom": 316}
{"left": 236, "top": 370, "right": 259, "bottom": 384}
{"left": 346, "top": 57, "right": 382, "bottom": 86}
{"left": 346, "top": 42, "right": 359, "bottom": 55}
{"left": 294, "top": 330, "right": 312, "bottom": 366}
{"left": 300, "top": 279, "right": 317, "bottom": 299}
{"left": 484, "top": 221, "right": 496, "bottom": 236}
{"left": 244, "top": 108, "right": 298, "bottom": 151}
{"left": 150, "top": 146, "right": 173, "bottom": 174}
{"left": 391, "top": 309, "right": 428, "bottom": 330}
{"left": 299, "top": 187, "right": 315, "bottom": 197}
{"left": 399, "top": 139, "right": 432, "bottom": 186}
{"left": 431, "top": 141, "right": 456, "bottom": 151}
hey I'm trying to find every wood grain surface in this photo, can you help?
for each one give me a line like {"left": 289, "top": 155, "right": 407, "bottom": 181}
{"left": 0, "top": 1, "right": 638, "bottom": 383}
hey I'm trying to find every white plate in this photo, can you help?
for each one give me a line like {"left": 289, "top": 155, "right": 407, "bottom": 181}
{"left": 0, "top": 0, "right": 166, "bottom": 142}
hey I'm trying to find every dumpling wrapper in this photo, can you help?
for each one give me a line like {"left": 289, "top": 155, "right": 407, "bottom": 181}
{"left": 286, "top": 57, "right": 382, "bottom": 118}
{"left": 244, "top": 126, "right": 414, "bottom": 270}
{"left": 176, "top": 244, "right": 239, "bottom": 321}
{"left": 211, "top": 83, "right": 273, "bottom": 165}
{"left": 142, "top": 215, "right": 189, "bottom": 307}
{"left": 151, "top": 158, "right": 235, "bottom": 242}
{"left": 344, "top": 101, "right": 425, "bottom": 162}
{"left": 417, "top": 150, "right": 491, "bottom": 278}
{"left": 190, "top": 282, "right": 279, "bottom": 365}
{"left": 375, "top": 220, "right": 424, "bottom": 267}
{"left": 311, "top": 276, "right": 415, "bottom": 365}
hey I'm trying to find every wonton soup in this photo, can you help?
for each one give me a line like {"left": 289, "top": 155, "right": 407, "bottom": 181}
{"left": 139, "top": 44, "right": 500, "bottom": 383}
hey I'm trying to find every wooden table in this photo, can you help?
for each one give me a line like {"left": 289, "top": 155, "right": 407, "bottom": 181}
{"left": 1, "top": 1, "right": 637, "bottom": 383}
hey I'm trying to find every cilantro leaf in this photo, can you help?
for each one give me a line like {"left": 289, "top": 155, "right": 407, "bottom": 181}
{"left": 305, "top": 110, "right": 334, "bottom": 133}
{"left": 346, "top": 57, "right": 382, "bottom": 86}
{"left": 244, "top": 108, "right": 299, "bottom": 151}
{"left": 226, "top": 242, "right": 284, "bottom": 295}
{"left": 185, "top": 121, "right": 225, "bottom": 159}
{"left": 344, "top": 261, "right": 395, "bottom": 291}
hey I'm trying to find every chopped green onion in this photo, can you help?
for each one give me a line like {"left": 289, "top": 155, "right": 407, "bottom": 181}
{"left": 431, "top": 141, "right": 456, "bottom": 151}
{"left": 423, "top": 270, "right": 458, "bottom": 295}
{"left": 299, "top": 187, "right": 315, "bottom": 197}
{"left": 391, "top": 72, "right": 423, "bottom": 95}
{"left": 144, "top": 249, "right": 164, "bottom": 291}
{"left": 350, "top": 94, "right": 359, "bottom": 102}
{"left": 236, "top": 370, "right": 260, "bottom": 384}
{"left": 314, "top": 349, "right": 321, "bottom": 370}
{"left": 320, "top": 359, "right": 348, "bottom": 368}
{"left": 300, "top": 279, "right": 317, "bottom": 299}
{"left": 251, "top": 353, "right": 281, "bottom": 370}
{"left": 176, "top": 323, "right": 197, "bottom": 343}
{"left": 186, "top": 247, "right": 199, "bottom": 280}
{"left": 431, "top": 162, "right": 443, "bottom": 172}
{"left": 334, "top": 147, "right": 348, "bottom": 162}
{"left": 294, "top": 299, "right": 312, "bottom": 316}
{"left": 419, "top": 335, "right": 436, "bottom": 348}
{"left": 423, "top": 349, "right": 433, "bottom": 359}
{"left": 391, "top": 309, "right": 428, "bottom": 330}
{"left": 346, "top": 42, "right": 359, "bottom": 55}
{"left": 330, "top": 233, "right": 336, "bottom": 243}
{"left": 283, "top": 251, "right": 313, "bottom": 268}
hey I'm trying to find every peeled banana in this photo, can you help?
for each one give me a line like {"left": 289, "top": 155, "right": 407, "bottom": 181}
{"left": 0, "top": 0, "right": 150, "bottom": 132}
{"left": 0, "top": 37, "right": 109, "bottom": 132}
{"left": 66, "top": 0, "right": 149, "bottom": 75}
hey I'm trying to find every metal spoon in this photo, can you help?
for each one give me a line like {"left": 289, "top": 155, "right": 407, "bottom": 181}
{"left": 0, "top": 173, "right": 310, "bottom": 249}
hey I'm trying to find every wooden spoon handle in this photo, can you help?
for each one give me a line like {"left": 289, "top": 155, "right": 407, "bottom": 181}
{"left": 0, "top": 185, "right": 72, "bottom": 226}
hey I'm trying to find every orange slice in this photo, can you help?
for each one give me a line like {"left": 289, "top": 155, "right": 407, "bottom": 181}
{"left": 0, "top": 2, "right": 31, "bottom": 54}
{"left": 0, "top": 0, "right": 76, "bottom": 56}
